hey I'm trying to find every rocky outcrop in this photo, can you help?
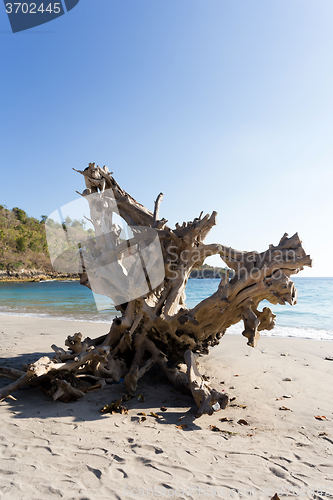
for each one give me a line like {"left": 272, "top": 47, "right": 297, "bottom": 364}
{"left": 0, "top": 268, "right": 78, "bottom": 281}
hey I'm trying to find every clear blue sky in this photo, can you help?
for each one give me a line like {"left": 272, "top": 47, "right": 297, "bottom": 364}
{"left": 1, "top": 0, "right": 332, "bottom": 276}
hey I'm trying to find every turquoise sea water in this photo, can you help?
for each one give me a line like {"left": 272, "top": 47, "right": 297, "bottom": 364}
{"left": 187, "top": 278, "right": 333, "bottom": 340}
{"left": 0, "top": 278, "right": 332, "bottom": 340}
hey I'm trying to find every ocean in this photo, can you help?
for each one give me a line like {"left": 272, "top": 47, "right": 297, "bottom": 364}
{"left": 0, "top": 278, "right": 332, "bottom": 341}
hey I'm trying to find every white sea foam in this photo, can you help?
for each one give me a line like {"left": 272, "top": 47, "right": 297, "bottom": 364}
{"left": 226, "top": 323, "right": 333, "bottom": 341}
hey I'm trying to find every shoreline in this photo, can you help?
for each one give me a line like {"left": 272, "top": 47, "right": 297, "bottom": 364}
{"left": 0, "top": 315, "right": 333, "bottom": 498}
{"left": 0, "top": 277, "right": 80, "bottom": 283}
{"left": 0, "top": 311, "right": 332, "bottom": 342}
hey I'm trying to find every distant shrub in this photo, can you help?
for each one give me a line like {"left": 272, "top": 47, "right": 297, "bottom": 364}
{"left": 7, "top": 261, "right": 24, "bottom": 270}
{"left": 16, "top": 236, "right": 26, "bottom": 252}
{"left": 13, "top": 207, "right": 27, "bottom": 223}
{"left": 28, "top": 240, "right": 38, "bottom": 252}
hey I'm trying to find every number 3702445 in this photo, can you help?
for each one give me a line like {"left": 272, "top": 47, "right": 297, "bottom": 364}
{"left": 5, "top": 3, "right": 62, "bottom": 14}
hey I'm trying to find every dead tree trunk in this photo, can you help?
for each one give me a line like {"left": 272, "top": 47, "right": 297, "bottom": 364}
{"left": 0, "top": 164, "right": 312, "bottom": 415}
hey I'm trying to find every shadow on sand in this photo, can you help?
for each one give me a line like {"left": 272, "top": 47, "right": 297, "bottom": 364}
{"left": 0, "top": 353, "right": 203, "bottom": 431}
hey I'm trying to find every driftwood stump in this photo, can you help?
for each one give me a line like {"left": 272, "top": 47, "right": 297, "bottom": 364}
{"left": 0, "top": 164, "right": 312, "bottom": 415}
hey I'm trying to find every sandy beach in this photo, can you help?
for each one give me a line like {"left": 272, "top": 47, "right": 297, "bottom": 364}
{"left": 0, "top": 315, "right": 333, "bottom": 500}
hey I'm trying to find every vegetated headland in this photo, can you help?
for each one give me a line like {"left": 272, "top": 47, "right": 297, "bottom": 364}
{"left": 0, "top": 205, "right": 229, "bottom": 282}
{"left": 0, "top": 205, "right": 77, "bottom": 282}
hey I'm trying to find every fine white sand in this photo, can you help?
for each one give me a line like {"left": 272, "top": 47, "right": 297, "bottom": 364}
{"left": 0, "top": 315, "right": 333, "bottom": 500}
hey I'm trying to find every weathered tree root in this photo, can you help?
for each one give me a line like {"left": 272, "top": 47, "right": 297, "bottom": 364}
{"left": 184, "top": 350, "right": 228, "bottom": 416}
{"left": 0, "top": 165, "right": 312, "bottom": 414}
